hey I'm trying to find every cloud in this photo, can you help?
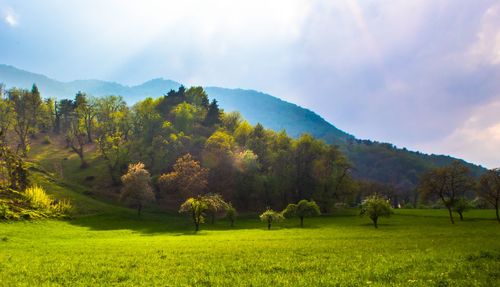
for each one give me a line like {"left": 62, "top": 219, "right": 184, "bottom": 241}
{"left": 3, "top": 8, "right": 18, "bottom": 27}
{"left": 417, "top": 99, "right": 500, "bottom": 168}
{"left": 1, "top": 0, "right": 500, "bottom": 167}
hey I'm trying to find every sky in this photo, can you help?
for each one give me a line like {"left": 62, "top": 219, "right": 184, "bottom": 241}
{"left": 1, "top": 0, "right": 499, "bottom": 168}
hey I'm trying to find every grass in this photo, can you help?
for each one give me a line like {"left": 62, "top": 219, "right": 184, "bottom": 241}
{"left": 1, "top": 136, "right": 498, "bottom": 286}
{"left": 1, "top": 209, "right": 499, "bottom": 286}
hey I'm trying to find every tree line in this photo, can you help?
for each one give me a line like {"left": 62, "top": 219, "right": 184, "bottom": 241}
{"left": 0, "top": 83, "right": 498, "bottom": 223}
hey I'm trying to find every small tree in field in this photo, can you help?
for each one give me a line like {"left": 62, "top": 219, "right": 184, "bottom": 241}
{"left": 179, "top": 197, "right": 208, "bottom": 232}
{"left": 203, "top": 193, "right": 229, "bottom": 224}
{"left": 259, "top": 208, "right": 284, "bottom": 230}
{"left": 120, "top": 162, "right": 155, "bottom": 216}
{"left": 478, "top": 169, "right": 500, "bottom": 223}
{"left": 360, "top": 194, "right": 392, "bottom": 228}
{"left": 226, "top": 202, "right": 237, "bottom": 227}
{"left": 282, "top": 199, "right": 321, "bottom": 227}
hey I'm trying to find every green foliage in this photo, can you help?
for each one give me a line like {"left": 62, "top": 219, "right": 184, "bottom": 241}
{"left": 120, "top": 162, "right": 155, "bottom": 215}
{"left": 419, "top": 161, "right": 475, "bottom": 224}
{"left": 179, "top": 196, "right": 208, "bottom": 231}
{"left": 282, "top": 199, "right": 321, "bottom": 227}
{"left": 259, "top": 208, "right": 284, "bottom": 230}
{"left": 202, "top": 193, "right": 229, "bottom": 224}
{"left": 360, "top": 194, "right": 393, "bottom": 228}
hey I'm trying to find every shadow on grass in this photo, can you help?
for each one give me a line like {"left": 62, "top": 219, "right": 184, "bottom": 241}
{"left": 65, "top": 209, "right": 342, "bottom": 235}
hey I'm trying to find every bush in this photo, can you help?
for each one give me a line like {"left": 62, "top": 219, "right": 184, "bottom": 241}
{"left": 360, "top": 194, "right": 393, "bottom": 228}
{"left": 259, "top": 208, "right": 284, "bottom": 230}
{"left": 24, "top": 186, "right": 72, "bottom": 216}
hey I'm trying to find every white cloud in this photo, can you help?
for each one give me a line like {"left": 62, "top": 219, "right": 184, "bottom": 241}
{"left": 417, "top": 99, "right": 500, "bottom": 169}
{"left": 3, "top": 8, "right": 18, "bottom": 27}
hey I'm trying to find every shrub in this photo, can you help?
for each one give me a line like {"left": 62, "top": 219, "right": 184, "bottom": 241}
{"left": 360, "top": 194, "right": 393, "bottom": 228}
{"left": 282, "top": 199, "right": 321, "bottom": 227}
{"left": 25, "top": 185, "right": 52, "bottom": 209}
{"left": 259, "top": 208, "right": 284, "bottom": 230}
{"left": 179, "top": 197, "right": 208, "bottom": 232}
{"left": 24, "top": 185, "right": 72, "bottom": 216}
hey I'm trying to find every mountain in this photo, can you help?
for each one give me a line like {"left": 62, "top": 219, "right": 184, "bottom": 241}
{"left": 0, "top": 64, "right": 486, "bottom": 192}
{"left": 0, "top": 64, "right": 181, "bottom": 102}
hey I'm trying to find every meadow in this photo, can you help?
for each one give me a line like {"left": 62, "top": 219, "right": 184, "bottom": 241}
{"left": 1, "top": 209, "right": 499, "bottom": 286}
{"left": 0, "top": 127, "right": 498, "bottom": 286}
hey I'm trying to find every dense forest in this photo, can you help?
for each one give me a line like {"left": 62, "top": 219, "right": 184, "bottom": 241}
{"left": 0, "top": 64, "right": 486, "bottom": 198}
{"left": 1, "top": 83, "right": 495, "bottom": 216}
{"left": 0, "top": 84, "right": 361, "bottom": 212}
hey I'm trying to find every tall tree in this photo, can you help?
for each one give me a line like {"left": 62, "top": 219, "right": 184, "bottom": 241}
{"left": 203, "top": 99, "right": 221, "bottom": 126}
{"left": 419, "top": 161, "right": 475, "bottom": 224}
{"left": 158, "top": 154, "right": 208, "bottom": 198}
{"left": 75, "top": 92, "right": 97, "bottom": 143}
{"left": 478, "top": 169, "right": 500, "bottom": 222}
{"left": 120, "top": 162, "right": 155, "bottom": 216}
{"left": 8, "top": 86, "right": 42, "bottom": 156}
{"left": 66, "top": 112, "right": 88, "bottom": 168}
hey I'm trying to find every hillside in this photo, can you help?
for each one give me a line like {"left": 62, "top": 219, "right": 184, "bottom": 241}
{"left": 0, "top": 64, "right": 486, "bottom": 192}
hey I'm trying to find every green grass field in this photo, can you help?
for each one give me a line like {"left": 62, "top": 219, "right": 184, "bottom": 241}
{"left": 1, "top": 209, "right": 499, "bottom": 286}
{"left": 1, "top": 139, "right": 498, "bottom": 286}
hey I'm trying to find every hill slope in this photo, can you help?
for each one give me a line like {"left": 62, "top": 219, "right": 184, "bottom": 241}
{"left": 0, "top": 64, "right": 486, "bottom": 191}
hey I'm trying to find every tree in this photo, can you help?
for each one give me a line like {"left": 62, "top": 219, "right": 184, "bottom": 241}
{"left": 282, "top": 199, "right": 321, "bottom": 227}
{"left": 226, "top": 202, "right": 237, "bottom": 227}
{"left": 172, "top": 102, "right": 197, "bottom": 133}
{"left": 66, "top": 112, "right": 88, "bottom": 168}
{"left": 179, "top": 197, "right": 208, "bottom": 232}
{"left": 158, "top": 154, "right": 208, "bottom": 198}
{"left": 97, "top": 132, "right": 129, "bottom": 185}
{"left": 8, "top": 87, "right": 43, "bottom": 156}
{"left": 120, "top": 162, "right": 155, "bottom": 216}
{"left": 259, "top": 208, "right": 284, "bottom": 230}
{"left": 0, "top": 92, "right": 13, "bottom": 142}
{"left": 453, "top": 198, "right": 471, "bottom": 221}
{"left": 75, "top": 92, "right": 97, "bottom": 143}
{"left": 478, "top": 169, "right": 500, "bottom": 222}
{"left": 359, "top": 194, "right": 392, "bottom": 228}
{"left": 202, "top": 193, "right": 229, "bottom": 224}
{"left": 203, "top": 99, "right": 221, "bottom": 126}
{"left": 293, "top": 134, "right": 323, "bottom": 201}
{"left": 419, "top": 161, "right": 475, "bottom": 224}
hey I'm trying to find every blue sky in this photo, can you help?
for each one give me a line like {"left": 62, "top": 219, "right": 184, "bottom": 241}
{"left": 1, "top": 0, "right": 500, "bottom": 168}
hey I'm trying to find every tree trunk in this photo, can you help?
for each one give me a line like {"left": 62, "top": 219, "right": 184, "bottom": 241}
{"left": 495, "top": 204, "right": 499, "bottom": 223}
{"left": 230, "top": 219, "right": 234, "bottom": 227}
{"left": 137, "top": 204, "right": 142, "bottom": 216}
{"left": 108, "top": 164, "right": 119, "bottom": 185}
{"left": 86, "top": 124, "right": 93, "bottom": 143}
{"left": 447, "top": 207, "right": 455, "bottom": 224}
{"left": 458, "top": 211, "right": 464, "bottom": 221}
{"left": 195, "top": 222, "right": 199, "bottom": 232}
{"left": 211, "top": 213, "right": 215, "bottom": 224}
{"left": 300, "top": 216, "right": 304, "bottom": 228}
{"left": 268, "top": 220, "right": 271, "bottom": 230}
{"left": 373, "top": 217, "right": 378, "bottom": 228}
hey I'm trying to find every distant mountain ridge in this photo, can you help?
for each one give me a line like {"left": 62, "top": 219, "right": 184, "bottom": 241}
{"left": 0, "top": 64, "right": 486, "bottom": 192}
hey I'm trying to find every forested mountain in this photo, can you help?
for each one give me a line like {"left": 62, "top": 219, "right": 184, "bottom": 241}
{"left": 0, "top": 64, "right": 486, "bottom": 195}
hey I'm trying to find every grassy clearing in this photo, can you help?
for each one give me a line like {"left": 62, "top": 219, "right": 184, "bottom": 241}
{"left": 1, "top": 209, "right": 499, "bottom": 286}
